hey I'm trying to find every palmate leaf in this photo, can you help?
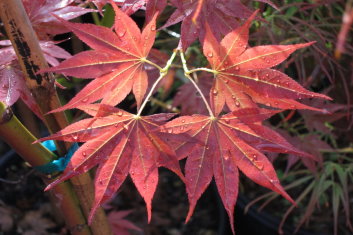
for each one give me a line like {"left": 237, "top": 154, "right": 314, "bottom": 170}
{"left": 88, "top": 0, "right": 146, "bottom": 15}
{"left": 160, "top": 108, "right": 314, "bottom": 234}
{"left": 161, "top": 0, "right": 277, "bottom": 49}
{"left": 202, "top": 11, "right": 331, "bottom": 115}
{"left": 39, "top": 104, "right": 183, "bottom": 223}
{"left": 23, "top": 0, "right": 94, "bottom": 38}
{"left": 41, "top": 1, "right": 161, "bottom": 112}
{"left": 108, "top": 210, "right": 142, "bottom": 235}
{"left": 0, "top": 40, "right": 71, "bottom": 118}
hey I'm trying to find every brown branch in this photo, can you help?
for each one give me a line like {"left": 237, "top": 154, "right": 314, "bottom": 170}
{"left": 0, "top": 1, "right": 112, "bottom": 234}
{"left": 0, "top": 102, "right": 90, "bottom": 235}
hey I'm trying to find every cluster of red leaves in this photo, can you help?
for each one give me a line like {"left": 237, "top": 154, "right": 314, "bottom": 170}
{"left": 161, "top": 0, "right": 278, "bottom": 48}
{"left": 0, "top": 40, "right": 71, "bottom": 118}
{"left": 1, "top": 0, "right": 333, "bottom": 233}
{"left": 0, "top": 0, "right": 92, "bottom": 117}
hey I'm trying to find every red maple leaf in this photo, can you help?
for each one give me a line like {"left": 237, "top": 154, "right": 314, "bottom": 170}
{"left": 39, "top": 104, "right": 183, "bottom": 223}
{"left": 41, "top": 1, "right": 162, "bottom": 112}
{"left": 0, "top": 40, "right": 71, "bottom": 118}
{"left": 161, "top": 0, "right": 277, "bottom": 48}
{"left": 160, "top": 108, "right": 314, "bottom": 234}
{"left": 201, "top": 11, "right": 331, "bottom": 115}
{"left": 108, "top": 210, "right": 142, "bottom": 235}
{"left": 89, "top": 0, "right": 166, "bottom": 21}
{"left": 23, "top": 0, "right": 94, "bottom": 38}
{"left": 173, "top": 72, "right": 213, "bottom": 115}
{"left": 88, "top": 0, "right": 146, "bottom": 15}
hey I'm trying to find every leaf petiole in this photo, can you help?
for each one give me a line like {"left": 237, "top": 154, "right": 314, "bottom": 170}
{"left": 141, "top": 57, "right": 163, "bottom": 71}
{"left": 188, "top": 67, "right": 218, "bottom": 75}
{"left": 136, "top": 50, "right": 178, "bottom": 116}
{"left": 179, "top": 50, "right": 214, "bottom": 118}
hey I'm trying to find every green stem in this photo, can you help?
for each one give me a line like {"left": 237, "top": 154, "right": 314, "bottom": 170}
{"left": 0, "top": 102, "right": 91, "bottom": 235}
{"left": 89, "top": 3, "right": 101, "bottom": 25}
{"left": 142, "top": 58, "right": 163, "bottom": 71}
{"left": 137, "top": 50, "right": 178, "bottom": 116}
{"left": 149, "top": 97, "right": 180, "bottom": 113}
{"left": 188, "top": 67, "right": 218, "bottom": 74}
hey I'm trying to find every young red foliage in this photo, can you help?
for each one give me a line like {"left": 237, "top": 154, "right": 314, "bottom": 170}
{"left": 173, "top": 72, "right": 212, "bottom": 115}
{"left": 160, "top": 108, "right": 314, "bottom": 234}
{"left": 108, "top": 210, "right": 142, "bottom": 235}
{"left": 31, "top": 2, "right": 332, "bottom": 234}
{"left": 0, "top": 40, "right": 71, "bottom": 118}
{"left": 39, "top": 104, "right": 183, "bottom": 224}
{"left": 201, "top": 11, "right": 331, "bottom": 115}
{"left": 40, "top": 1, "right": 160, "bottom": 112}
{"left": 23, "top": 0, "right": 94, "bottom": 38}
{"left": 89, "top": 0, "right": 147, "bottom": 15}
{"left": 161, "top": 0, "right": 277, "bottom": 48}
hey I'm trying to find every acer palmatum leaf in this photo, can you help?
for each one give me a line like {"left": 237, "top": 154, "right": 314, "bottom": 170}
{"left": 160, "top": 108, "right": 316, "bottom": 234}
{"left": 23, "top": 0, "right": 94, "bottom": 38}
{"left": 40, "top": 2, "right": 159, "bottom": 112}
{"left": 202, "top": 11, "right": 331, "bottom": 115}
{"left": 0, "top": 40, "right": 71, "bottom": 118}
{"left": 108, "top": 210, "right": 142, "bottom": 235}
{"left": 38, "top": 104, "right": 183, "bottom": 223}
{"left": 88, "top": 0, "right": 149, "bottom": 15}
{"left": 161, "top": 0, "right": 277, "bottom": 49}
{"left": 173, "top": 72, "right": 213, "bottom": 115}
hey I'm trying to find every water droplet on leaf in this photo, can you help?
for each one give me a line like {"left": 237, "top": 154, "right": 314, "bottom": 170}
{"left": 118, "top": 30, "right": 126, "bottom": 37}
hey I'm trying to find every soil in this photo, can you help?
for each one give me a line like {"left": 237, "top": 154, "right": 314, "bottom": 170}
{"left": 0, "top": 150, "right": 231, "bottom": 235}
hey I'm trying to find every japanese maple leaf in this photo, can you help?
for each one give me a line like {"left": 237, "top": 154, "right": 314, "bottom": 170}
{"left": 278, "top": 131, "right": 331, "bottom": 173}
{"left": 161, "top": 0, "right": 277, "bottom": 48}
{"left": 146, "top": 49, "right": 175, "bottom": 95}
{"left": 0, "top": 40, "right": 71, "bottom": 118}
{"left": 160, "top": 108, "right": 315, "bottom": 234}
{"left": 23, "top": 0, "right": 94, "bottom": 38}
{"left": 39, "top": 104, "right": 183, "bottom": 223}
{"left": 202, "top": 11, "right": 331, "bottom": 115}
{"left": 41, "top": 1, "right": 161, "bottom": 112}
{"left": 88, "top": 0, "right": 146, "bottom": 15}
{"left": 108, "top": 210, "right": 142, "bottom": 235}
{"left": 173, "top": 72, "right": 213, "bottom": 115}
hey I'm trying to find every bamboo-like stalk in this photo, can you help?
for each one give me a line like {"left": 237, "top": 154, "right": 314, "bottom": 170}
{"left": 0, "top": 102, "right": 90, "bottom": 235}
{"left": 0, "top": 1, "right": 112, "bottom": 234}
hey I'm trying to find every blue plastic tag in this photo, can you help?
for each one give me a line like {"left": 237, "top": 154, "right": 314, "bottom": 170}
{"left": 35, "top": 141, "right": 79, "bottom": 174}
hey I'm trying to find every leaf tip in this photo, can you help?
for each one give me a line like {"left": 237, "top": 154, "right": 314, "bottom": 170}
{"left": 185, "top": 202, "right": 197, "bottom": 223}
